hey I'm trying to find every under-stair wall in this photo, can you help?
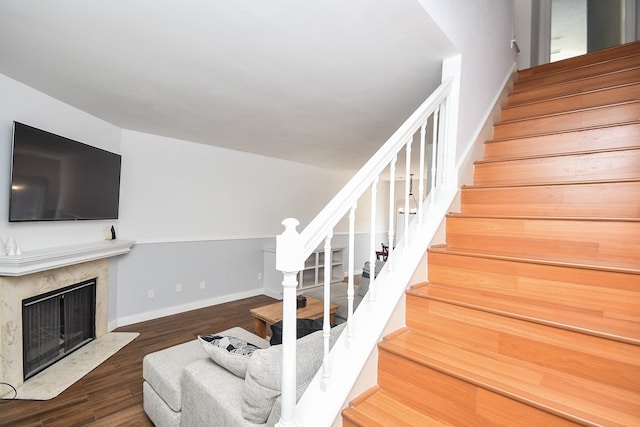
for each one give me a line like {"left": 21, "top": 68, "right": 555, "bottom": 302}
{"left": 343, "top": 41, "right": 640, "bottom": 427}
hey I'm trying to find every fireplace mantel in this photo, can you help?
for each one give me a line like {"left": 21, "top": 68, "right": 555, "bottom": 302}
{"left": 0, "top": 239, "right": 134, "bottom": 276}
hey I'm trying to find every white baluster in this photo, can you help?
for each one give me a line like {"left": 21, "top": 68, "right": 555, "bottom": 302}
{"left": 387, "top": 156, "right": 397, "bottom": 272}
{"left": 418, "top": 123, "right": 426, "bottom": 226}
{"left": 439, "top": 99, "right": 449, "bottom": 187}
{"left": 321, "top": 232, "right": 333, "bottom": 390}
{"left": 347, "top": 203, "right": 357, "bottom": 340}
{"left": 430, "top": 107, "right": 440, "bottom": 205}
{"left": 368, "top": 177, "right": 378, "bottom": 302}
{"left": 404, "top": 138, "right": 412, "bottom": 247}
{"left": 275, "top": 219, "right": 304, "bottom": 427}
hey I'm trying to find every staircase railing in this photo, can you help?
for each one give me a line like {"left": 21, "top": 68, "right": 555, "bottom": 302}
{"left": 275, "top": 61, "right": 460, "bottom": 427}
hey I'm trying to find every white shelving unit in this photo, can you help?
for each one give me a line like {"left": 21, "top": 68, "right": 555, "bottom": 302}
{"left": 263, "top": 247, "right": 344, "bottom": 298}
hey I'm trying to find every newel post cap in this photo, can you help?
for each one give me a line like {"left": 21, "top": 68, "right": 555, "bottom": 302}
{"left": 276, "top": 218, "right": 305, "bottom": 273}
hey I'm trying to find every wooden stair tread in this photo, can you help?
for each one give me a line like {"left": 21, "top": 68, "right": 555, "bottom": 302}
{"left": 379, "top": 329, "right": 640, "bottom": 427}
{"left": 493, "top": 102, "right": 640, "bottom": 140}
{"left": 462, "top": 177, "right": 640, "bottom": 189}
{"left": 428, "top": 244, "right": 640, "bottom": 275}
{"left": 502, "top": 82, "right": 640, "bottom": 121}
{"left": 446, "top": 212, "right": 640, "bottom": 222}
{"left": 473, "top": 148, "right": 640, "bottom": 186}
{"left": 427, "top": 246, "right": 640, "bottom": 292}
{"left": 459, "top": 181, "right": 640, "bottom": 218}
{"left": 514, "top": 53, "right": 640, "bottom": 90}
{"left": 475, "top": 145, "right": 639, "bottom": 165}
{"left": 342, "top": 388, "right": 453, "bottom": 427}
{"left": 409, "top": 283, "right": 640, "bottom": 345}
{"left": 484, "top": 121, "right": 640, "bottom": 161}
{"left": 517, "top": 41, "right": 640, "bottom": 81}
{"left": 508, "top": 66, "right": 640, "bottom": 105}
{"left": 443, "top": 218, "right": 640, "bottom": 268}
{"left": 486, "top": 120, "right": 640, "bottom": 144}
{"left": 401, "top": 302, "right": 640, "bottom": 384}
{"left": 496, "top": 100, "right": 640, "bottom": 127}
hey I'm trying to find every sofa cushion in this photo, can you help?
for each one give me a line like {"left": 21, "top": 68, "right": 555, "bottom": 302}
{"left": 269, "top": 318, "right": 324, "bottom": 346}
{"left": 198, "top": 334, "right": 260, "bottom": 378}
{"left": 181, "top": 358, "right": 276, "bottom": 427}
{"left": 143, "top": 339, "right": 207, "bottom": 412}
{"left": 143, "top": 381, "right": 181, "bottom": 427}
{"left": 242, "top": 323, "right": 345, "bottom": 424}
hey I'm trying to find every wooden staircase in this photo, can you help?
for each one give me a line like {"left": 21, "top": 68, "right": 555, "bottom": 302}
{"left": 342, "top": 42, "right": 640, "bottom": 426}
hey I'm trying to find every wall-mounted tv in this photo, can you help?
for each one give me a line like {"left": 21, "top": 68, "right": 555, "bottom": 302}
{"left": 9, "top": 122, "right": 122, "bottom": 222}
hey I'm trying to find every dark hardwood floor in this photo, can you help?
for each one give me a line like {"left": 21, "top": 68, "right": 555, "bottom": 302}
{"left": 0, "top": 294, "right": 276, "bottom": 427}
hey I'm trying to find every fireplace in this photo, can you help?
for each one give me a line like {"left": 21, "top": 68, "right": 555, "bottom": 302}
{"left": 22, "top": 279, "right": 96, "bottom": 380}
{"left": 0, "top": 259, "right": 109, "bottom": 393}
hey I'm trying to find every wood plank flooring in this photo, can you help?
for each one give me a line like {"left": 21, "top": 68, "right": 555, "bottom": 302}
{"left": 0, "top": 295, "right": 276, "bottom": 427}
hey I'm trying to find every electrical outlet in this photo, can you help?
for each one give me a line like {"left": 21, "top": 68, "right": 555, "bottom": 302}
{"left": 176, "top": 283, "right": 182, "bottom": 292}
{"left": 200, "top": 281, "right": 206, "bottom": 289}
{"left": 147, "top": 289, "right": 155, "bottom": 299}
{"left": 257, "top": 272, "right": 263, "bottom": 280}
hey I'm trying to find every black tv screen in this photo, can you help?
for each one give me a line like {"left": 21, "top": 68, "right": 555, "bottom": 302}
{"left": 9, "top": 122, "right": 122, "bottom": 222}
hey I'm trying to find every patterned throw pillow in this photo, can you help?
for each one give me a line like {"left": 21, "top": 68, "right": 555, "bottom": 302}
{"left": 198, "top": 334, "right": 260, "bottom": 378}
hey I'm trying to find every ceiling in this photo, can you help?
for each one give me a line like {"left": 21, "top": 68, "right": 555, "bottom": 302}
{"left": 0, "top": 0, "right": 455, "bottom": 172}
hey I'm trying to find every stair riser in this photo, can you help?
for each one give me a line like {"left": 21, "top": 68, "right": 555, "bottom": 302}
{"left": 514, "top": 55, "right": 640, "bottom": 91}
{"left": 445, "top": 216, "right": 640, "bottom": 265}
{"left": 460, "top": 182, "right": 640, "bottom": 218}
{"left": 494, "top": 102, "right": 640, "bottom": 140}
{"left": 502, "top": 83, "right": 640, "bottom": 122}
{"left": 474, "top": 149, "right": 640, "bottom": 186}
{"left": 517, "top": 42, "right": 640, "bottom": 81}
{"left": 426, "top": 251, "right": 640, "bottom": 318}
{"left": 404, "top": 298, "right": 640, "bottom": 393}
{"left": 485, "top": 122, "right": 640, "bottom": 160}
{"left": 509, "top": 67, "right": 640, "bottom": 106}
{"left": 377, "top": 350, "right": 580, "bottom": 427}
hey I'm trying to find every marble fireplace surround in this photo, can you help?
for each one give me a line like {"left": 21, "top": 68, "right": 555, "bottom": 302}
{"left": 0, "top": 239, "right": 134, "bottom": 394}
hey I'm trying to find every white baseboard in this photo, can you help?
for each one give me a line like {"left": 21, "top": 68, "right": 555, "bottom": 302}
{"left": 109, "top": 288, "right": 265, "bottom": 330}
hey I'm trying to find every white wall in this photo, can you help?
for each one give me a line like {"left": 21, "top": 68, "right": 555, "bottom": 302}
{"left": 419, "top": 0, "right": 518, "bottom": 163}
{"left": 514, "top": 0, "right": 534, "bottom": 69}
{"left": 0, "top": 73, "right": 122, "bottom": 250}
{"left": 118, "top": 130, "right": 349, "bottom": 242}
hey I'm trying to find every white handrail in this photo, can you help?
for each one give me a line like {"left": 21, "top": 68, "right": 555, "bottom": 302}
{"left": 298, "top": 78, "right": 452, "bottom": 257}
{"left": 275, "top": 75, "right": 457, "bottom": 427}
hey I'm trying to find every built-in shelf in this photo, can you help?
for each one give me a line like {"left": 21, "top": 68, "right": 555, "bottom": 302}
{"left": 263, "top": 247, "right": 344, "bottom": 298}
{"left": 0, "top": 239, "right": 135, "bottom": 276}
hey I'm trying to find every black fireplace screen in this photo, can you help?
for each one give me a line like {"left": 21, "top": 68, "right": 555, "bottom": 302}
{"left": 22, "top": 279, "right": 96, "bottom": 380}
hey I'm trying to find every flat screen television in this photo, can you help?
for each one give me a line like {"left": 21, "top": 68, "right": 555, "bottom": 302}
{"left": 9, "top": 122, "right": 122, "bottom": 222}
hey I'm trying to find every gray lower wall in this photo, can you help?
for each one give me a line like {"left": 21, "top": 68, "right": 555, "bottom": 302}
{"left": 110, "top": 232, "right": 388, "bottom": 328}
{"left": 111, "top": 237, "right": 272, "bottom": 327}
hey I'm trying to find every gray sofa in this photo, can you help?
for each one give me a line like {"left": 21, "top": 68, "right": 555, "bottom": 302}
{"left": 143, "top": 324, "right": 344, "bottom": 426}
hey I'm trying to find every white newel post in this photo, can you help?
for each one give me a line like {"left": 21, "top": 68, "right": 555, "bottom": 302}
{"left": 276, "top": 218, "right": 305, "bottom": 427}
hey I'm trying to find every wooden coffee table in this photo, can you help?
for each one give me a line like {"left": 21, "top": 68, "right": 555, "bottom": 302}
{"left": 250, "top": 296, "right": 339, "bottom": 339}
